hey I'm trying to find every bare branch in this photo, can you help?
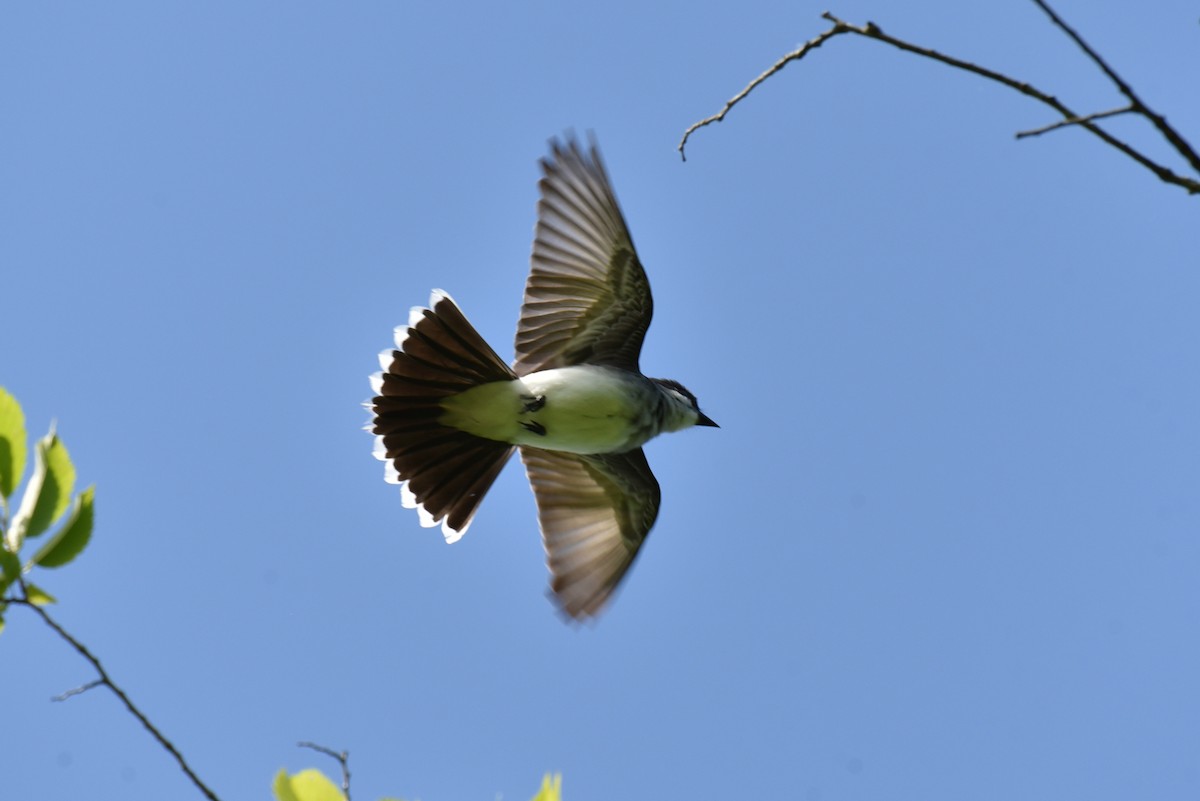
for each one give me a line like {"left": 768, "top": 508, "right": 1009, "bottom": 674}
{"left": 680, "top": 5, "right": 1200, "bottom": 195}
{"left": 12, "top": 589, "right": 223, "bottom": 801}
{"left": 298, "top": 741, "right": 353, "bottom": 801}
{"left": 1016, "top": 105, "right": 1135, "bottom": 139}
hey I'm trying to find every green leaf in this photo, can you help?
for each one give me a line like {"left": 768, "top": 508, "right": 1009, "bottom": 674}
{"left": 0, "top": 613, "right": 6, "bottom": 637}
{"left": 26, "top": 432, "right": 75, "bottom": 538}
{"left": 7, "top": 430, "right": 76, "bottom": 551}
{"left": 23, "top": 582, "right": 56, "bottom": 606}
{"left": 0, "top": 547, "right": 18, "bottom": 578}
{"left": 272, "top": 769, "right": 346, "bottom": 801}
{"left": 530, "top": 773, "right": 562, "bottom": 801}
{"left": 0, "top": 387, "right": 28, "bottom": 500}
{"left": 31, "top": 485, "right": 95, "bottom": 569}
{"left": 0, "top": 548, "right": 19, "bottom": 596}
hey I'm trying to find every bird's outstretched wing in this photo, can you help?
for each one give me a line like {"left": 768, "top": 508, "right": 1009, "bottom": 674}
{"left": 513, "top": 136, "right": 653, "bottom": 376}
{"left": 519, "top": 446, "right": 661, "bottom": 619}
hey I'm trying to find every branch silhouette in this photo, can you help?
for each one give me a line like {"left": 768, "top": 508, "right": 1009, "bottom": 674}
{"left": 679, "top": 3, "right": 1200, "bottom": 195}
{"left": 11, "top": 583, "right": 223, "bottom": 801}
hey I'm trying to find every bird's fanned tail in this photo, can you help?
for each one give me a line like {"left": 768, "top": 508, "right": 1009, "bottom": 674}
{"left": 371, "top": 290, "right": 517, "bottom": 542}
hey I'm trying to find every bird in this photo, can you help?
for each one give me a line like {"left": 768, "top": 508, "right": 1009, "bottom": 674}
{"left": 369, "top": 135, "right": 717, "bottom": 619}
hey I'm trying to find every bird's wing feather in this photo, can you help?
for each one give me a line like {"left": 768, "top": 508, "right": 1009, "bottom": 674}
{"left": 513, "top": 136, "right": 653, "bottom": 376}
{"left": 519, "top": 446, "right": 661, "bottom": 619}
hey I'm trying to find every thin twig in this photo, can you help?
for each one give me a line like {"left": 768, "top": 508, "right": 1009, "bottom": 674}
{"left": 11, "top": 590, "right": 222, "bottom": 801}
{"left": 679, "top": 5, "right": 1200, "bottom": 195}
{"left": 1016, "top": 104, "right": 1135, "bottom": 139}
{"left": 298, "top": 741, "right": 352, "bottom": 801}
{"left": 52, "top": 678, "right": 105, "bottom": 702}
{"left": 678, "top": 23, "right": 847, "bottom": 162}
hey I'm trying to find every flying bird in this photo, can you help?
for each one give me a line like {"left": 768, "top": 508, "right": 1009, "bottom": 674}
{"left": 370, "top": 136, "right": 717, "bottom": 619}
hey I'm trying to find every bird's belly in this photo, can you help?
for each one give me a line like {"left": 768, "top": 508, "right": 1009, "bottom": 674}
{"left": 438, "top": 366, "right": 652, "bottom": 454}
{"left": 517, "top": 366, "right": 649, "bottom": 454}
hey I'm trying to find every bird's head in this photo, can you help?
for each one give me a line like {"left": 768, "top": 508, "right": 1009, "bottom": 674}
{"left": 651, "top": 378, "right": 718, "bottom": 432}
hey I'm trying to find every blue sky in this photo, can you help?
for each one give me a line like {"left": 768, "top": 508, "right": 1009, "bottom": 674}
{"left": 3, "top": 2, "right": 1198, "bottom": 799}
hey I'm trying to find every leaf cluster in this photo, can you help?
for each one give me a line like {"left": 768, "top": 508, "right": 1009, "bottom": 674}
{"left": 271, "top": 768, "right": 562, "bottom": 801}
{"left": 0, "top": 387, "right": 96, "bottom": 632}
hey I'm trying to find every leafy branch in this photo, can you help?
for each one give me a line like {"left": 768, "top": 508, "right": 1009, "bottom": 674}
{"left": 678, "top": 1, "right": 1200, "bottom": 196}
{"left": 0, "top": 386, "right": 222, "bottom": 800}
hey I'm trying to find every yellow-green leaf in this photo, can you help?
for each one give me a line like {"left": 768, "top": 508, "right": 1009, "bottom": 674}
{"left": 0, "top": 548, "right": 19, "bottom": 593}
{"left": 32, "top": 485, "right": 95, "bottom": 568}
{"left": 24, "top": 582, "right": 56, "bottom": 606}
{"left": 0, "top": 388, "right": 27, "bottom": 500}
{"left": 27, "top": 431, "right": 75, "bottom": 538}
{"left": 8, "top": 430, "right": 75, "bottom": 550}
{"left": 530, "top": 773, "right": 562, "bottom": 801}
{"left": 272, "top": 769, "right": 346, "bottom": 801}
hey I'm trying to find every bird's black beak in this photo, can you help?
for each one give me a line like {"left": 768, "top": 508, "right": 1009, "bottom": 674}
{"left": 696, "top": 412, "right": 719, "bottom": 428}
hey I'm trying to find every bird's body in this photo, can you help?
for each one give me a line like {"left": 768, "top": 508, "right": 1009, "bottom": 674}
{"left": 441, "top": 365, "right": 697, "bottom": 455}
{"left": 370, "top": 135, "right": 716, "bottom": 619}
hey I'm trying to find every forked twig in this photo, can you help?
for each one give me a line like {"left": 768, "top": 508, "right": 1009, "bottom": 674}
{"left": 679, "top": 4, "right": 1200, "bottom": 195}
{"left": 1028, "top": 0, "right": 1200, "bottom": 177}
{"left": 298, "top": 741, "right": 353, "bottom": 801}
